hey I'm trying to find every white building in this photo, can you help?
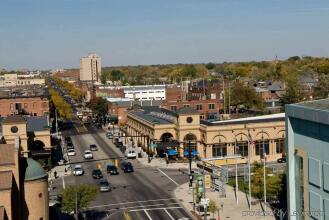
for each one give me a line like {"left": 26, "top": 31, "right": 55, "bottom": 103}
{"left": 80, "top": 53, "right": 102, "bottom": 82}
{"left": 0, "top": 73, "right": 45, "bottom": 87}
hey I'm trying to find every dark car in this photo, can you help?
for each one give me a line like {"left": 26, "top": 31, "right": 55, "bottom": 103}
{"left": 92, "top": 169, "right": 103, "bottom": 179}
{"left": 65, "top": 137, "right": 72, "bottom": 144}
{"left": 120, "top": 161, "right": 134, "bottom": 173}
{"left": 99, "top": 179, "right": 111, "bottom": 192}
{"left": 67, "top": 142, "right": 74, "bottom": 149}
{"left": 116, "top": 141, "right": 123, "bottom": 148}
{"left": 277, "top": 157, "right": 286, "bottom": 163}
{"left": 90, "top": 144, "right": 98, "bottom": 151}
{"left": 107, "top": 164, "right": 119, "bottom": 175}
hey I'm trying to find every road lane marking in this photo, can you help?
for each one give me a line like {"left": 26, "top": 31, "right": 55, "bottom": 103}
{"left": 104, "top": 203, "right": 180, "bottom": 212}
{"left": 143, "top": 210, "right": 153, "bottom": 220}
{"left": 62, "top": 176, "right": 65, "bottom": 189}
{"left": 157, "top": 168, "right": 179, "bottom": 186}
{"left": 88, "top": 198, "right": 176, "bottom": 208}
{"left": 164, "top": 209, "right": 175, "bottom": 220}
{"left": 130, "top": 206, "right": 183, "bottom": 212}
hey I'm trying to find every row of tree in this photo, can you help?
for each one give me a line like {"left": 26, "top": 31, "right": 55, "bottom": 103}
{"left": 49, "top": 88, "right": 73, "bottom": 119}
{"left": 52, "top": 76, "right": 85, "bottom": 102}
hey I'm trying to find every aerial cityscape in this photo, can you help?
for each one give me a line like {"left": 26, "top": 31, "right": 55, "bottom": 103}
{"left": 0, "top": 1, "right": 329, "bottom": 220}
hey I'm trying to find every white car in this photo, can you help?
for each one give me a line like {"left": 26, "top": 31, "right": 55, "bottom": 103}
{"left": 73, "top": 165, "right": 84, "bottom": 176}
{"left": 67, "top": 149, "right": 76, "bottom": 156}
{"left": 84, "top": 150, "right": 93, "bottom": 159}
{"left": 125, "top": 148, "right": 137, "bottom": 159}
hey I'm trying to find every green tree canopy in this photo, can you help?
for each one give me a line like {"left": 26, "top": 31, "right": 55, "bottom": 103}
{"left": 87, "top": 97, "right": 108, "bottom": 117}
{"left": 61, "top": 184, "right": 98, "bottom": 214}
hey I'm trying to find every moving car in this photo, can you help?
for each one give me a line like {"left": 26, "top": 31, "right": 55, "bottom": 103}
{"left": 90, "top": 144, "right": 98, "bottom": 151}
{"left": 277, "top": 157, "right": 286, "bottom": 163}
{"left": 67, "top": 149, "right": 76, "bottom": 156}
{"left": 73, "top": 165, "right": 84, "bottom": 176}
{"left": 64, "top": 136, "right": 72, "bottom": 144}
{"left": 106, "top": 164, "right": 119, "bottom": 175}
{"left": 120, "top": 161, "right": 134, "bottom": 173}
{"left": 84, "top": 150, "right": 93, "bottom": 159}
{"left": 116, "top": 141, "right": 123, "bottom": 148}
{"left": 92, "top": 169, "right": 103, "bottom": 179}
{"left": 67, "top": 142, "right": 74, "bottom": 149}
{"left": 99, "top": 179, "right": 111, "bottom": 192}
{"left": 125, "top": 148, "right": 137, "bottom": 159}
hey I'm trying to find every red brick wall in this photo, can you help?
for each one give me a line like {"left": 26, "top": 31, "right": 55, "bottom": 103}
{"left": 166, "top": 86, "right": 184, "bottom": 102}
{"left": 0, "top": 97, "right": 49, "bottom": 117}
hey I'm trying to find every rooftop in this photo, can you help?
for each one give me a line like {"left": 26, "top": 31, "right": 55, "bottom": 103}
{"left": 286, "top": 98, "right": 329, "bottom": 125}
{"left": 24, "top": 158, "right": 47, "bottom": 181}
{"left": 25, "top": 116, "right": 49, "bottom": 132}
{"left": 0, "top": 144, "right": 15, "bottom": 166}
{"left": 203, "top": 113, "right": 285, "bottom": 126}
{"left": 2, "top": 116, "right": 26, "bottom": 124}
{"left": 0, "top": 171, "right": 12, "bottom": 190}
{"left": 110, "top": 99, "right": 163, "bottom": 108}
{"left": 129, "top": 107, "right": 176, "bottom": 125}
{"left": 0, "top": 86, "right": 48, "bottom": 99}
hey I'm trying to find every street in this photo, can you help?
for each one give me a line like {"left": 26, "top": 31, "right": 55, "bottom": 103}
{"left": 51, "top": 121, "right": 192, "bottom": 220}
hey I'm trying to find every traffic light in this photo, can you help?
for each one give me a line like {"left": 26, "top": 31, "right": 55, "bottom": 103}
{"left": 196, "top": 175, "right": 204, "bottom": 197}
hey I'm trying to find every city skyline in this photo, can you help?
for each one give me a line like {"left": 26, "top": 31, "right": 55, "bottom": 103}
{"left": 1, "top": 0, "right": 329, "bottom": 70}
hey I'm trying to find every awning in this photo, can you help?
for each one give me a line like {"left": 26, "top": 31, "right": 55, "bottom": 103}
{"left": 156, "top": 142, "right": 179, "bottom": 149}
{"left": 166, "top": 149, "right": 178, "bottom": 156}
{"left": 184, "top": 150, "right": 198, "bottom": 157}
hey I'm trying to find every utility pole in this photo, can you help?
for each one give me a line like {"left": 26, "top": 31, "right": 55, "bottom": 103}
{"left": 234, "top": 139, "right": 239, "bottom": 205}
{"left": 263, "top": 137, "right": 267, "bottom": 217}
{"left": 147, "top": 137, "right": 151, "bottom": 163}
{"left": 189, "top": 140, "right": 192, "bottom": 187}
{"left": 203, "top": 161, "right": 207, "bottom": 220}
{"left": 223, "top": 77, "right": 226, "bottom": 114}
{"left": 228, "top": 80, "right": 231, "bottom": 115}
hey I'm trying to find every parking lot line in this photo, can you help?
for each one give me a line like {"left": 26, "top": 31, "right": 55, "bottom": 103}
{"left": 157, "top": 168, "right": 179, "bottom": 186}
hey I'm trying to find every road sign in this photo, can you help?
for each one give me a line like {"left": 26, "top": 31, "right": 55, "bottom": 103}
{"left": 204, "top": 174, "right": 211, "bottom": 189}
{"left": 200, "top": 198, "right": 209, "bottom": 206}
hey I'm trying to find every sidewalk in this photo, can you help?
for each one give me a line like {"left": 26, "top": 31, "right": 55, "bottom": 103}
{"left": 136, "top": 152, "right": 198, "bottom": 170}
{"left": 175, "top": 182, "right": 276, "bottom": 220}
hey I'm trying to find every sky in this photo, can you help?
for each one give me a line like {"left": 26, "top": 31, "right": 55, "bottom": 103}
{"left": 1, "top": 0, "right": 329, "bottom": 70}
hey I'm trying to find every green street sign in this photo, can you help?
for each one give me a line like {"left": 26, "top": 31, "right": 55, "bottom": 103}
{"left": 150, "top": 144, "right": 157, "bottom": 148}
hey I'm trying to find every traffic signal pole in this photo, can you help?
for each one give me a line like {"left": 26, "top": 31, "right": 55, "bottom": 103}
{"left": 189, "top": 140, "right": 192, "bottom": 187}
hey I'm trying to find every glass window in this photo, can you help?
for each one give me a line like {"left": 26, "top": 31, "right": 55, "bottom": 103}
{"left": 196, "top": 104, "right": 203, "bottom": 110}
{"left": 212, "top": 144, "right": 227, "bottom": 157}
{"left": 170, "top": 106, "right": 177, "bottom": 111}
{"left": 236, "top": 141, "right": 248, "bottom": 157}
{"left": 208, "top": 103, "right": 215, "bottom": 109}
{"left": 183, "top": 104, "right": 190, "bottom": 108}
{"left": 295, "top": 155, "right": 304, "bottom": 219}
{"left": 275, "top": 139, "right": 284, "bottom": 154}
{"left": 255, "top": 140, "right": 270, "bottom": 158}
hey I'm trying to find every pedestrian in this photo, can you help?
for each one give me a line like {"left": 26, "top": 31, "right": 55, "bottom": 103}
{"left": 54, "top": 170, "right": 57, "bottom": 179}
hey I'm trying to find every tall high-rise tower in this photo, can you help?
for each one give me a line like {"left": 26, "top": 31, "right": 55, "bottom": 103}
{"left": 79, "top": 53, "right": 101, "bottom": 81}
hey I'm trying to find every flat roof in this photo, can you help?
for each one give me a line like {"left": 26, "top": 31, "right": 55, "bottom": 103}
{"left": 130, "top": 111, "right": 173, "bottom": 125}
{"left": 286, "top": 98, "right": 329, "bottom": 125}
{"left": 0, "top": 144, "right": 15, "bottom": 166}
{"left": 203, "top": 113, "right": 285, "bottom": 126}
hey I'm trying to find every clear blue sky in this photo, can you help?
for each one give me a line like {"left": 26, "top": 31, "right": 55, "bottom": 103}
{"left": 1, "top": 0, "right": 329, "bottom": 70}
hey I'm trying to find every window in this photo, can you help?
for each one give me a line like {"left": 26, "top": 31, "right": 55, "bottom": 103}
{"left": 208, "top": 103, "right": 215, "bottom": 109}
{"left": 212, "top": 144, "right": 227, "bottom": 157}
{"left": 196, "top": 104, "right": 202, "bottom": 110}
{"left": 295, "top": 155, "right": 304, "bottom": 217}
{"left": 32, "top": 102, "right": 36, "bottom": 109}
{"left": 275, "top": 139, "right": 284, "bottom": 154}
{"left": 10, "top": 103, "right": 14, "bottom": 111}
{"left": 42, "top": 102, "right": 47, "bottom": 108}
{"left": 236, "top": 141, "right": 248, "bottom": 157}
{"left": 170, "top": 106, "right": 177, "bottom": 111}
{"left": 24, "top": 103, "right": 28, "bottom": 108}
{"left": 183, "top": 104, "right": 190, "bottom": 108}
{"left": 200, "top": 115, "right": 205, "bottom": 120}
{"left": 255, "top": 140, "right": 269, "bottom": 158}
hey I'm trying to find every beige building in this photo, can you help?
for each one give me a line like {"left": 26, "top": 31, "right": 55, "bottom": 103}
{"left": 126, "top": 107, "right": 285, "bottom": 165}
{"left": 0, "top": 142, "right": 48, "bottom": 220}
{"left": 80, "top": 53, "right": 102, "bottom": 82}
{"left": 0, "top": 74, "right": 45, "bottom": 87}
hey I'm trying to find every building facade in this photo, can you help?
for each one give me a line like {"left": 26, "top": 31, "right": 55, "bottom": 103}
{"left": 286, "top": 99, "right": 329, "bottom": 220}
{"left": 0, "top": 74, "right": 45, "bottom": 87}
{"left": 125, "top": 106, "right": 285, "bottom": 165}
{"left": 80, "top": 53, "right": 102, "bottom": 82}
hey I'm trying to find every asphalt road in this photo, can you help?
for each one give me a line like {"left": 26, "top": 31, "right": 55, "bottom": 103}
{"left": 52, "top": 123, "right": 192, "bottom": 220}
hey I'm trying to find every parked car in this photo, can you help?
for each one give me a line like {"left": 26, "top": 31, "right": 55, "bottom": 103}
{"left": 64, "top": 136, "right": 72, "bottom": 144}
{"left": 106, "top": 132, "right": 113, "bottom": 139}
{"left": 125, "top": 148, "right": 137, "bottom": 159}
{"left": 90, "top": 144, "right": 98, "bottom": 151}
{"left": 67, "top": 149, "right": 76, "bottom": 156}
{"left": 92, "top": 169, "right": 103, "bottom": 179}
{"left": 106, "top": 164, "right": 119, "bottom": 175}
{"left": 84, "top": 150, "right": 93, "bottom": 159}
{"left": 116, "top": 141, "right": 123, "bottom": 148}
{"left": 120, "top": 161, "right": 134, "bottom": 173}
{"left": 73, "top": 165, "right": 84, "bottom": 176}
{"left": 67, "top": 142, "right": 74, "bottom": 149}
{"left": 99, "top": 179, "right": 111, "bottom": 192}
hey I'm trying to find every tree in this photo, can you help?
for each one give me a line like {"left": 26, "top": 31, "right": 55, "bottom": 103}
{"left": 281, "top": 79, "right": 305, "bottom": 105}
{"left": 205, "top": 62, "right": 215, "bottom": 70}
{"left": 313, "top": 74, "right": 329, "bottom": 99}
{"left": 61, "top": 184, "right": 98, "bottom": 215}
{"left": 110, "top": 70, "right": 124, "bottom": 81}
{"left": 251, "top": 162, "right": 283, "bottom": 200}
{"left": 207, "top": 199, "right": 218, "bottom": 220}
{"left": 87, "top": 97, "right": 108, "bottom": 117}
{"left": 229, "top": 81, "right": 264, "bottom": 110}
{"left": 100, "top": 70, "right": 111, "bottom": 84}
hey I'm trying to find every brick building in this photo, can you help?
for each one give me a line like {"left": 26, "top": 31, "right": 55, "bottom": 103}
{"left": 188, "top": 80, "right": 222, "bottom": 101}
